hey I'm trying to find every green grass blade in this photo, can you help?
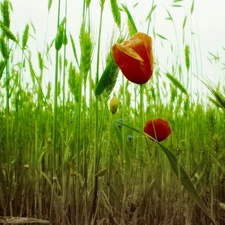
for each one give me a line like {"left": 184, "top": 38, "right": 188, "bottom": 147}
{"left": 156, "top": 33, "right": 168, "bottom": 41}
{"left": 182, "top": 16, "right": 187, "bottom": 29}
{"left": 48, "top": 0, "right": 53, "bottom": 11}
{"left": 190, "top": 0, "right": 194, "bottom": 14}
{"left": 69, "top": 34, "right": 79, "bottom": 68}
{"left": 157, "top": 142, "right": 218, "bottom": 225}
{"left": 166, "top": 73, "right": 188, "bottom": 95}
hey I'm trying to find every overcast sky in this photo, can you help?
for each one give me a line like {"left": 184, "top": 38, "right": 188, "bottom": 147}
{"left": 9, "top": 0, "right": 225, "bottom": 99}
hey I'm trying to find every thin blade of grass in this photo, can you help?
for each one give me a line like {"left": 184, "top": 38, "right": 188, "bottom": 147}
{"left": 156, "top": 33, "right": 168, "bottom": 41}
{"left": 191, "top": 0, "right": 194, "bottom": 14}
{"left": 48, "top": 0, "right": 53, "bottom": 12}
{"left": 182, "top": 16, "right": 187, "bottom": 29}
{"left": 166, "top": 73, "right": 188, "bottom": 95}
{"left": 70, "top": 34, "right": 79, "bottom": 68}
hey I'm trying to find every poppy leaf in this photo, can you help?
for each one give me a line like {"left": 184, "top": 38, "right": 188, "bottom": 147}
{"left": 166, "top": 73, "right": 188, "bottom": 95}
{"left": 95, "top": 57, "right": 119, "bottom": 96}
{"left": 157, "top": 142, "right": 218, "bottom": 225}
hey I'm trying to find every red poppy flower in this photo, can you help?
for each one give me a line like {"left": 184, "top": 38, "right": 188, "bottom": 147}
{"left": 144, "top": 118, "right": 171, "bottom": 142}
{"left": 112, "top": 32, "right": 154, "bottom": 84}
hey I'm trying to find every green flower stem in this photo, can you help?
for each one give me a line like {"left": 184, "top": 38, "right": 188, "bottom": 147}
{"left": 62, "top": 1, "right": 67, "bottom": 224}
{"left": 90, "top": 2, "right": 105, "bottom": 223}
{"left": 139, "top": 84, "right": 146, "bottom": 190}
{"left": 51, "top": 0, "right": 61, "bottom": 221}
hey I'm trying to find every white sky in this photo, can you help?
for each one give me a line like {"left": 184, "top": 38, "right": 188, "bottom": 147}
{"left": 8, "top": 0, "right": 225, "bottom": 100}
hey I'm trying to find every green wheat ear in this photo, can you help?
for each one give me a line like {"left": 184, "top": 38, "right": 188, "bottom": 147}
{"left": 122, "top": 4, "right": 138, "bottom": 36}
{"left": 0, "top": 60, "right": 6, "bottom": 79}
{"left": 1, "top": 0, "right": 10, "bottom": 28}
{"left": 55, "top": 17, "right": 66, "bottom": 51}
{"left": 110, "top": 0, "right": 121, "bottom": 29}
{"left": 68, "top": 62, "right": 80, "bottom": 102}
{"left": 0, "top": 21, "right": 17, "bottom": 43}
{"left": 22, "top": 24, "right": 29, "bottom": 50}
{"left": 185, "top": 45, "right": 190, "bottom": 71}
{"left": 79, "top": 22, "right": 93, "bottom": 84}
{"left": 205, "top": 81, "right": 225, "bottom": 109}
{"left": 0, "top": 37, "right": 9, "bottom": 59}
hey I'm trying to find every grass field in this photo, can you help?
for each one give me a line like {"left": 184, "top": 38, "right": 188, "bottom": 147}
{"left": 0, "top": 0, "right": 225, "bottom": 224}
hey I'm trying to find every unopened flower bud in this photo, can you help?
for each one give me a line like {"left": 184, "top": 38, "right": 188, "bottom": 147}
{"left": 110, "top": 96, "right": 119, "bottom": 114}
{"left": 24, "top": 164, "right": 29, "bottom": 170}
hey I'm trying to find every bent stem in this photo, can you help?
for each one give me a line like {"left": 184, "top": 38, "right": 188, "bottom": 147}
{"left": 139, "top": 84, "right": 147, "bottom": 190}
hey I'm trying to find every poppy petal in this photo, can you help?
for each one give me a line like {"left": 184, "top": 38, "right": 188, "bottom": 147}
{"left": 112, "top": 32, "right": 154, "bottom": 84}
{"left": 144, "top": 118, "right": 171, "bottom": 142}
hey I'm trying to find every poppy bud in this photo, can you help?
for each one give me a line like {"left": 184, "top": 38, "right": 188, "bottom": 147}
{"left": 144, "top": 118, "right": 171, "bottom": 142}
{"left": 24, "top": 164, "right": 29, "bottom": 170}
{"left": 47, "top": 138, "right": 52, "bottom": 144}
{"left": 110, "top": 96, "right": 119, "bottom": 114}
{"left": 112, "top": 32, "right": 154, "bottom": 84}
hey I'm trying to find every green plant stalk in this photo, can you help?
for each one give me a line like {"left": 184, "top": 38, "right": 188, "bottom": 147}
{"left": 146, "top": 0, "right": 155, "bottom": 34}
{"left": 119, "top": 75, "right": 126, "bottom": 223}
{"left": 139, "top": 84, "right": 147, "bottom": 192}
{"left": 84, "top": 7, "right": 91, "bottom": 225}
{"left": 75, "top": 64, "right": 82, "bottom": 225}
{"left": 62, "top": 0, "right": 67, "bottom": 223}
{"left": 51, "top": 0, "right": 61, "bottom": 220}
{"left": 4, "top": 38, "right": 12, "bottom": 217}
{"left": 90, "top": 3, "right": 104, "bottom": 223}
